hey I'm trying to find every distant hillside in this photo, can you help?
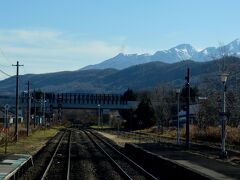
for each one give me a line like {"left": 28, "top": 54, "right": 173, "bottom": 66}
{"left": 0, "top": 68, "right": 118, "bottom": 93}
{"left": 0, "top": 57, "right": 240, "bottom": 94}
{"left": 82, "top": 39, "right": 240, "bottom": 70}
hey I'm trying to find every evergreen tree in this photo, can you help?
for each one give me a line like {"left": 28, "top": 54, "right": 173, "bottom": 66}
{"left": 135, "top": 95, "right": 156, "bottom": 129}
{"left": 119, "top": 89, "right": 137, "bottom": 130}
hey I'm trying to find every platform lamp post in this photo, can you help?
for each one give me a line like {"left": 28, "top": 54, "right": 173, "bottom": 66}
{"left": 220, "top": 72, "right": 229, "bottom": 158}
{"left": 185, "top": 67, "right": 190, "bottom": 149}
{"left": 97, "top": 104, "right": 101, "bottom": 129}
{"left": 176, "top": 88, "right": 181, "bottom": 145}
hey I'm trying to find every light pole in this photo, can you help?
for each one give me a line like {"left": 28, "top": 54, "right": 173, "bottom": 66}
{"left": 185, "top": 67, "right": 190, "bottom": 149}
{"left": 97, "top": 104, "right": 100, "bottom": 129}
{"left": 176, "top": 88, "right": 181, "bottom": 145}
{"left": 220, "top": 73, "right": 229, "bottom": 158}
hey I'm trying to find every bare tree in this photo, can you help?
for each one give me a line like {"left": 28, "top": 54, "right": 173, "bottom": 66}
{"left": 150, "top": 85, "right": 175, "bottom": 127}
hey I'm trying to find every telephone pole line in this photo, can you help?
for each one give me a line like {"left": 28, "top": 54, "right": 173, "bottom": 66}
{"left": 12, "top": 61, "right": 24, "bottom": 141}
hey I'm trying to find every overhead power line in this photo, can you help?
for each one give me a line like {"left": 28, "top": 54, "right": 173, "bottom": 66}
{"left": 0, "top": 47, "right": 14, "bottom": 77}
{"left": 0, "top": 68, "right": 12, "bottom": 77}
{"left": 0, "top": 47, "right": 14, "bottom": 64}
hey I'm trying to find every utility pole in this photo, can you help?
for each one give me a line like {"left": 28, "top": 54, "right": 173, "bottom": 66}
{"left": 33, "top": 90, "right": 36, "bottom": 128}
{"left": 43, "top": 92, "right": 46, "bottom": 126}
{"left": 27, "top": 81, "right": 31, "bottom": 136}
{"left": 12, "top": 61, "right": 23, "bottom": 141}
{"left": 185, "top": 68, "right": 190, "bottom": 149}
{"left": 4, "top": 104, "right": 9, "bottom": 154}
{"left": 97, "top": 104, "right": 100, "bottom": 129}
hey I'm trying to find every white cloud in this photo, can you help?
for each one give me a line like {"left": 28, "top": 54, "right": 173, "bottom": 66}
{"left": 0, "top": 29, "right": 117, "bottom": 70}
{"left": 0, "top": 28, "right": 153, "bottom": 80}
{"left": 0, "top": 29, "right": 63, "bottom": 48}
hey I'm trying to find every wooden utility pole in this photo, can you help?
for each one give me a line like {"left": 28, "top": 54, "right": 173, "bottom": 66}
{"left": 27, "top": 81, "right": 30, "bottom": 136}
{"left": 12, "top": 61, "right": 23, "bottom": 141}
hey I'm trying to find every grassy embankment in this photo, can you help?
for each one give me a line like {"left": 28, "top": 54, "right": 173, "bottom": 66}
{"left": 0, "top": 125, "right": 65, "bottom": 155}
{"left": 91, "top": 124, "right": 240, "bottom": 149}
{"left": 143, "top": 125, "right": 240, "bottom": 145}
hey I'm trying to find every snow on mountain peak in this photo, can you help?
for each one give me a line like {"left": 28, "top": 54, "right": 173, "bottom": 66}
{"left": 232, "top": 38, "right": 240, "bottom": 44}
{"left": 169, "top": 44, "right": 198, "bottom": 60}
{"left": 231, "top": 39, "right": 240, "bottom": 47}
{"left": 173, "top": 44, "right": 196, "bottom": 51}
{"left": 82, "top": 38, "right": 240, "bottom": 70}
{"left": 227, "top": 38, "right": 240, "bottom": 52}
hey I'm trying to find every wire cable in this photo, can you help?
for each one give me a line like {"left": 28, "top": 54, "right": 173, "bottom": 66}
{"left": 0, "top": 68, "right": 12, "bottom": 77}
{"left": 0, "top": 47, "right": 15, "bottom": 77}
{"left": 0, "top": 47, "right": 14, "bottom": 65}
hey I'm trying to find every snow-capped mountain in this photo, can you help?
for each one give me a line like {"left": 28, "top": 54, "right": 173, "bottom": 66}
{"left": 82, "top": 39, "right": 240, "bottom": 70}
{"left": 152, "top": 44, "right": 198, "bottom": 62}
{"left": 82, "top": 53, "right": 152, "bottom": 70}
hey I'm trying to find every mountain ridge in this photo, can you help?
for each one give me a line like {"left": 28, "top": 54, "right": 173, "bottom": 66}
{"left": 1, "top": 56, "right": 240, "bottom": 94}
{"left": 82, "top": 38, "right": 240, "bottom": 70}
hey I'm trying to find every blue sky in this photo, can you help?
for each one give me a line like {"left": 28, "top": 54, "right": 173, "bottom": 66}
{"left": 0, "top": 0, "right": 240, "bottom": 79}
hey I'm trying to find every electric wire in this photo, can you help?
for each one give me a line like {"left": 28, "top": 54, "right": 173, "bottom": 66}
{"left": 0, "top": 47, "right": 15, "bottom": 64}
{"left": 0, "top": 47, "right": 15, "bottom": 77}
{"left": 0, "top": 69, "right": 11, "bottom": 77}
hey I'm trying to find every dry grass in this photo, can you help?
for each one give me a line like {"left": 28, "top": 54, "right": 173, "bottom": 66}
{"left": 188, "top": 125, "right": 240, "bottom": 146}
{"left": 98, "top": 131, "right": 140, "bottom": 147}
{"left": 138, "top": 125, "right": 240, "bottom": 147}
{"left": 226, "top": 126, "right": 240, "bottom": 145}
{"left": 0, "top": 125, "right": 64, "bottom": 155}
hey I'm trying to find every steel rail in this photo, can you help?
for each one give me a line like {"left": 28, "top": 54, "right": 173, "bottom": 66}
{"left": 67, "top": 131, "right": 72, "bottom": 180}
{"left": 84, "top": 130, "right": 133, "bottom": 180}
{"left": 41, "top": 131, "right": 67, "bottom": 180}
{"left": 86, "top": 130, "right": 159, "bottom": 180}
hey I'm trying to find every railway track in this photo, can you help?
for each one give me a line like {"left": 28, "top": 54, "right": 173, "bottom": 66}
{"left": 41, "top": 130, "right": 72, "bottom": 180}
{"left": 19, "top": 130, "right": 65, "bottom": 180}
{"left": 19, "top": 127, "right": 239, "bottom": 180}
{"left": 25, "top": 128, "right": 124, "bottom": 180}
{"left": 84, "top": 130, "right": 159, "bottom": 180}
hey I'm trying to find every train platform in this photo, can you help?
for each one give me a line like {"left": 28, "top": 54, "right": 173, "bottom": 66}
{"left": 0, "top": 154, "right": 33, "bottom": 180}
{"left": 126, "top": 142, "right": 240, "bottom": 180}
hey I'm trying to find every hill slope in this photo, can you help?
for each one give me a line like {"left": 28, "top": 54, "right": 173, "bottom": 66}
{"left": 1, "top": 57, "right": 240, "bottom": 94}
